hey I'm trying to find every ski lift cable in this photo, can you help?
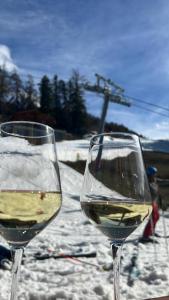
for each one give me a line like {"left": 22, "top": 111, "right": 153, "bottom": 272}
{"left": 85, "top": 91, "right": 169, "bottom": 118}
{"left": 124, "top": 94, "right": 169, "bottom": 112}
{"left": 84, "top": 87, "right": 169, "bottom": 113}
{"left": 132, "top": 103, "right": 169, "bottom": 118}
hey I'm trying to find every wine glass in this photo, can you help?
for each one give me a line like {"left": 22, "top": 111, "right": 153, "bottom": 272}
{"left": 0, "top": 121, "right": 62, "bottom": 300}
{"left": 80, "top": 132, "right": 152, "bottom": 300}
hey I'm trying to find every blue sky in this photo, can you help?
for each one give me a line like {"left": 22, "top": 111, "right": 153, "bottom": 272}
{"left": 0, "top": 0, "right": 169, "bottom": 139}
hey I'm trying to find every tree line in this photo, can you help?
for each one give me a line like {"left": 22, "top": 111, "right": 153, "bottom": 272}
{"left": 39, "top": 71, "right": 87, "bottom": 135}
{"left": 0, "top": 67, "right": 136, "bottom": 137}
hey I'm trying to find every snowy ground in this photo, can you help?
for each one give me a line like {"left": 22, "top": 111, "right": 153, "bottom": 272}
{"left": 0, "top": 139, "right": 169, "bottom": 299}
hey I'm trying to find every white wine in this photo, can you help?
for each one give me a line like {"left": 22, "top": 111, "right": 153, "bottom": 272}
{"left": 0, "top": 190, "right": 62, "bottom": 247}
{"left": 81, "top": 199, "right": 152, "bottom": 242}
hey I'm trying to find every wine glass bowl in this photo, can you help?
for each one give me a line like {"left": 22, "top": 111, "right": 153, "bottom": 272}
{"left": 80, "top": 132, "right": 151, "bottom": 299}
{"left": 0, "top": 121, "right": 62, "bottom": 300}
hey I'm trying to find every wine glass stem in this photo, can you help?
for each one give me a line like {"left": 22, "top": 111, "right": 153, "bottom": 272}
{"left": 111, "top": 243, "right": 122, "bottom": 300}
{"left": 10, "top": 247, "right": 24, "bottom": 300}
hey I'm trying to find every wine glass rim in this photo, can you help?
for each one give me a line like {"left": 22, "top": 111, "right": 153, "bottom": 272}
{"left": 90, "top": 132, "right": 139, "bottom": 145}
{"left": 0, "top": 121, "right": 55, "bottom": 139}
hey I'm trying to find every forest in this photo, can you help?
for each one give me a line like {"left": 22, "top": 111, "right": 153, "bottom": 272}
{"left": 0, "top": 67, "right": 137, "bottom": 138}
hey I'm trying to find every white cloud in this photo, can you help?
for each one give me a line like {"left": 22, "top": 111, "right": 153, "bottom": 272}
{"left": 155, "top": 121, "right": 169, "bottom": 130}
{"left": 0, "top": 45, "right": 18, "bottom": 71}
{"left": 139, "top": 121, "right": 169, "bottom": 140}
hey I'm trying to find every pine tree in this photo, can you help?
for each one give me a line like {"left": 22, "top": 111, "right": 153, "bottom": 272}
{"left": 24, "top": 75, "right": 38, "bottom": 109}
{"left": 58, "top": 79, "right": 71, "bottom": 129}
{"left": 10, "top": 71, "right": 22, "bottom": 104}
{"left": 68, "top": 70, "right": 87, "bottom": 136}
{"left": 0, "top": 66, "right": 10, "bottom": 103}
{"left": 39, "top": 75, "right": 52, "bottom": 113}
{"left": 51, "top": 75, "right": 62, "bottom": 127}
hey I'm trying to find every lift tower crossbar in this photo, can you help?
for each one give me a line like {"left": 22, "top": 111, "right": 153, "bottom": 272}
{"left": 83, "top": 74, "right": 131, "bottom": 134}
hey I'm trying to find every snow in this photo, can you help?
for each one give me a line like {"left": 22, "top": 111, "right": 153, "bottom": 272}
{"left": 0, "top": 138, "right": 169, "bottom": 299}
